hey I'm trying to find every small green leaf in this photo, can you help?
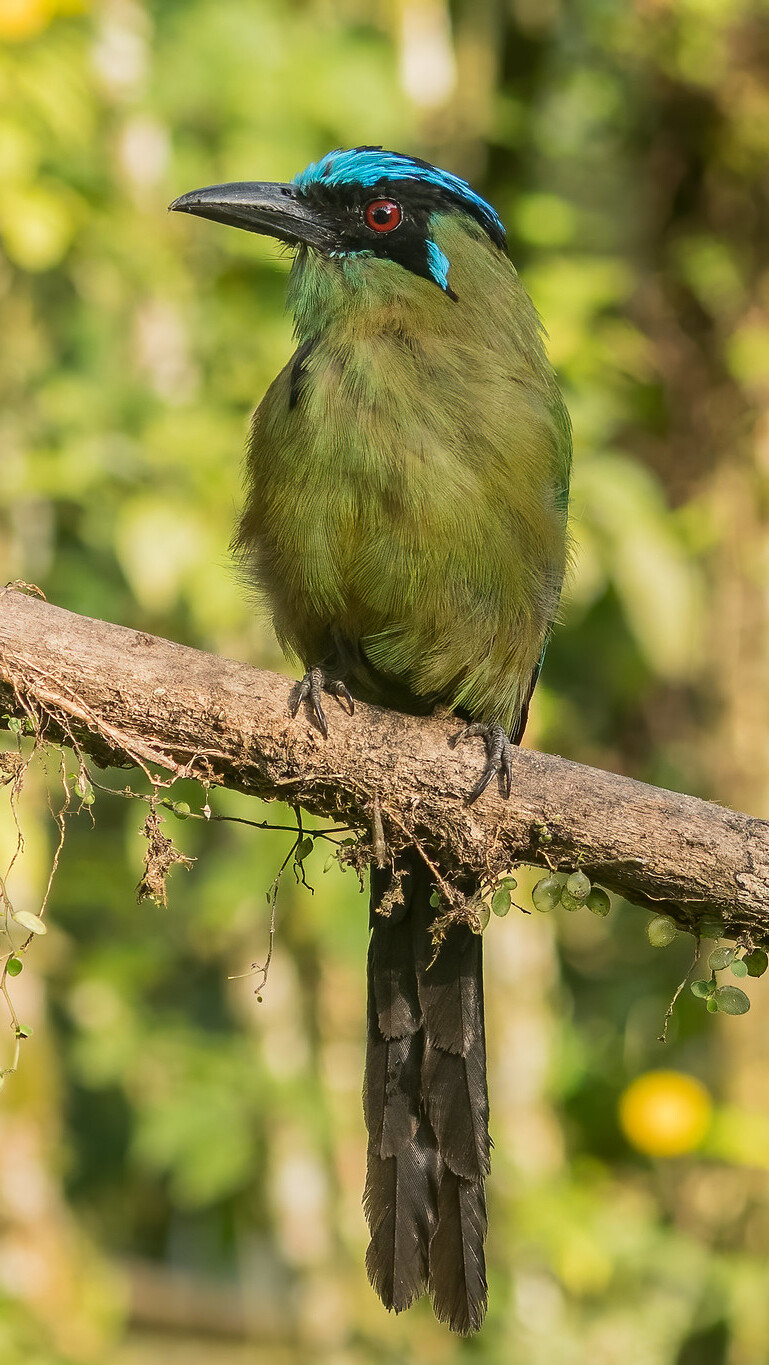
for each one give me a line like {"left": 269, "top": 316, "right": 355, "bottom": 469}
{"left": 706, "top": 997, "right": 719, "bottom": 1012}
{"left": 75, "top": 770, "right": 95, "bottom": 805}
{"left": 15, "top": 1024, "right": 33, "bottom": 1038}
{"left": 647, "top": 916, "right": 677, "bottom": 947}
{"left": 531, "top": 876, "right": 562, "bottom": 913}
{"left": 322, "top": 854, "right": 336, "bottom": 873}
{"left": 730, "top": 959, "right": 748, "bottom": 978}
{"left": 476, "top": 904, "right": 491, "bottom": 931}
{"left": 566, "top": 870, "right": 591, "bottom": 901}
{"left": 295, "top": 837, "right": 313, "bottom": 862}
{"left": 498, "top": 876, "right": 518, "bottom": 891}
{"left": 708, "top": 946, "right": 734, "bottom": 971}
{"left": 714, "top": 985, "right": 750, "bottom": 1015}
{"left": 429, "top": 891, "right": 441, "bottom": 909}
{"left": 743, "top": 949, "right": 768, "bottom": 977}
{"left": 690, "top": 979, "right": 713, "bottom": 998}
{"left": 171, "top": 801, "right": 190, "bottom": 819}
{"left": 491, "top": 888, "right": 511, "bottom": 917}
{"left": 5, "top": 957, "right": 22, "bottom": 978}
{"left": 586, "top": 887, "right": 611, "bottom": 917}
{"left": 12, "top": 910, "right": 47, "bottom": 936}
{"left": 7, "top": 718, "right": 23, "bottom": 735}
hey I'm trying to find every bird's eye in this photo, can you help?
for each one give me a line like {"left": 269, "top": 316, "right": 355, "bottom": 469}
{"left": 364, "top": 198, "right": 402, "bottom": 233}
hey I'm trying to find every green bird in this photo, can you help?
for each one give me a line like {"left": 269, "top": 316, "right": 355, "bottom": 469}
{"left": 171, "top": 147, "right": 571, "bottom": 1334}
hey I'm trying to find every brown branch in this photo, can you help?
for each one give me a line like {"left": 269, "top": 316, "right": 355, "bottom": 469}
{"left": 1, "top": 585, "right": 768, "bottom": 942}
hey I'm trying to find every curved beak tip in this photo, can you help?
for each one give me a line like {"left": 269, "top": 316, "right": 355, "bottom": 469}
{"left": 169, "top": 193, "right": 196, "bottom": 214}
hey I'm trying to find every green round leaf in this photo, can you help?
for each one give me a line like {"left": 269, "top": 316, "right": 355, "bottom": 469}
{"left": 565, "top": 870, "right": 591, "bottom": 901}
{"left": 706, "top": 997, "right": 719, "bottom": 1012}
{"left": 714, "top": 985, "right": 750, "bottom": 1016}
{"left": 498, "top": 876, "right": 518, "bottom": 891}
{"left": 708, "top": 946, "right": 734, "bottom": 971}
{"left": 172, "top": 801, "right": 191, "bottom": 819}
{"left": 743, "top": 949, "right": 768, "bottom": 978}
{"left": 294, "top": 837, "right": 314, "bottom": 862}
{"left": 690, "top": 979, "right": 713, "bottom": 998}
{"left": 531, "top": 876, "right": 562, "bottom": 913}
{"left": 5, "top": 957, "right": 22, "bottom": 978}
{"left": 12, "top": 910, "right": 47, "bottom": 936}
{"left": 491, "top": 888, "right": 511, "bottom": 917}
{"left": 647, "top": 915, "right": 677, "bottom": 947}
{"left": 429, "top": 891, "right": 441, "bottom": 909}
{"left": 730, "top": 959, "right": 748, "bottom": 978}
{"left": 586, "top": 887, "right": 611, "bottom": 917}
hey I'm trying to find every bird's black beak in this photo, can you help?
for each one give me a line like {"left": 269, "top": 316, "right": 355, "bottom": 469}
{"left": 169, "top": 181, "right": 334, "bottom": 251}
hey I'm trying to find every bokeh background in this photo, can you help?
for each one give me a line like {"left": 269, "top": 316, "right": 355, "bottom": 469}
{"left": 2, "top": 0, "right": 769, "bottom": 1361}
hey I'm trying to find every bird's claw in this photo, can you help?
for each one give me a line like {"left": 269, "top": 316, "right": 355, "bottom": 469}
{"left": 451, "top": 722, "right": 514, "bottom": 804}
{"left": 289, "top": 666, "right": 354, "bottom": 738}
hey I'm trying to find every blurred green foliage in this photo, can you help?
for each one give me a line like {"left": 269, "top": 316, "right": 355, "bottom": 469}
{"left": 3, "top": 1, "right": 769, "bottom": 1362}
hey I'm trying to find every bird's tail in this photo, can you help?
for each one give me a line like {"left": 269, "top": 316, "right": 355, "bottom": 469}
{"left": 363, "top": 847, "right": 490, "bottom": 1334}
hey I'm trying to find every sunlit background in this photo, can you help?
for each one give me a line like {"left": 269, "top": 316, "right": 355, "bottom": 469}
{"left": 2, "top": 0, "right": 769, "bottom": 1361}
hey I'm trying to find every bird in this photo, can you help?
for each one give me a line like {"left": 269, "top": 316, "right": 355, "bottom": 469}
{"left": 171, "top": 147, "right": 571, "bottom": 1334}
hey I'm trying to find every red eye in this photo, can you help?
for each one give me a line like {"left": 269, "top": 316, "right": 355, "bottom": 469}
{"left": 364, "top": 198, "right": 402, "bottom": 233}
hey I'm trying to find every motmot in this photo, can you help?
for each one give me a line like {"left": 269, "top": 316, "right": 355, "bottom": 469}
{"left": 171, "top": 147, "right": 571, "bottom": 1334}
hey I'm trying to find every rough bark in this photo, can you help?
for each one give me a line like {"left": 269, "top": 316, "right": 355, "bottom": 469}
{"left": 1, "top": 585, "right": 768, "bottom": 943}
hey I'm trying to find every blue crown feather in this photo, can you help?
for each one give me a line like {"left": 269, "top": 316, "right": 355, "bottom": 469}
{"left": 294, "top": 147, "right": 506, "bottom": 246}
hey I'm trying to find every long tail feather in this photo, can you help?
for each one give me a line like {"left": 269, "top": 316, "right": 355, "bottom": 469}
{"left": 364, "top": 1118, "right": 440, "bottom": 1311}
{"left": 429, "top": 1165, "right": 488, "bottom": 1335}
{"left": 363, "top": 849, "right": 490, "bottom": 1333}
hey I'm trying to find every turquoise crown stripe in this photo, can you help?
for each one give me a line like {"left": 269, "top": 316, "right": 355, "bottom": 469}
{"left": 294, "top": 147, "right": 505, "bottom": 242}
{"left": 425, "top": 239, "right": 451, "bottom": 291}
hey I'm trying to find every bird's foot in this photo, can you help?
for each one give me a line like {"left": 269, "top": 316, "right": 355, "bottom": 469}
{"left": 451, "top": 722, "right": 514, "bottom": 805}
{"left": 289, "top": 666, "right": 354, "bottom": 738}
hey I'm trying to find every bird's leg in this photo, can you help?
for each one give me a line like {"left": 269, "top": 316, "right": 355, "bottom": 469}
{"left": 451, "top": 722, "right": 514, "bottom": 805}
{"left": 289, "top": 665, "right": 354, "bottom": 739}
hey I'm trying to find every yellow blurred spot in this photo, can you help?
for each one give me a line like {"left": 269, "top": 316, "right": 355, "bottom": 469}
{"left": 0, "top": 186, "right": 75, "bottom": 271}
{"left": 0, "top": 0, "right": 86, "bottom": 40}
{"left": 0, "top": 0, "right": 52, "bottom": 41}
{"left": 619, "top": 1070, "right": 712, "bottom": 1158}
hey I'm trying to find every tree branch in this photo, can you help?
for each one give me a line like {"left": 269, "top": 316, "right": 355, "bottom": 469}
{"left": 1, "top": 585, "right": 767, "bottom": 942}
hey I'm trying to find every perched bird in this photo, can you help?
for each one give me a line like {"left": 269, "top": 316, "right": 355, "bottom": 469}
{"left": 171, "top": 147, "right": 571, "bottom": 1334}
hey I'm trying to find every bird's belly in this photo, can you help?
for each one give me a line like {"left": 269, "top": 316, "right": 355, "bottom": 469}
{"left": 264, "top": 466, "right": 544, "bottom": 727}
